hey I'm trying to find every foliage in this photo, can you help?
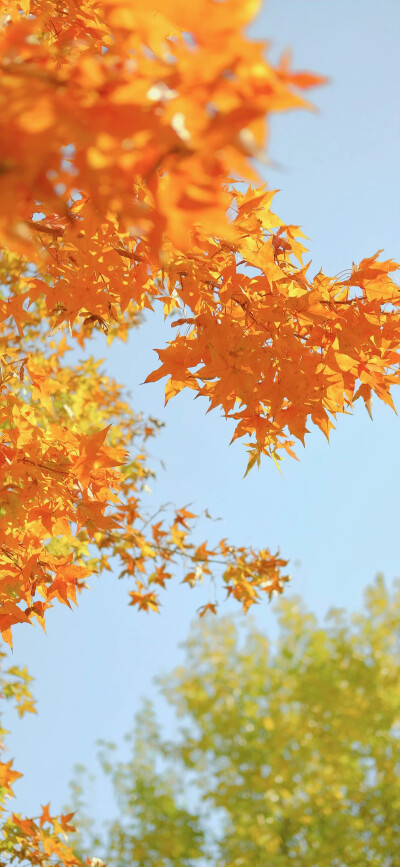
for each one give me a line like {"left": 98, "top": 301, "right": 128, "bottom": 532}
{"left": 0, "top": 649, "right": 85, "bottom": 867}
{"left": 0, "top": 0, "right": 397, "bottom": 631}
{"left": 71, "top": 576, "right": 400, "bottom": 866}
{"left": 0, "top": 0, "right": 398, "bottom": 483}
{"left": 0, "top": 265, "right": 289, "bottom": 638}
{"left": 0, "top": 0, "right": 398, "bottom": 863}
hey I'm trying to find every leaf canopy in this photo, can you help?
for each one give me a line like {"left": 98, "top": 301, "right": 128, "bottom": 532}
{"left": 71, "top": 577, "right": 400, "bottom": 866}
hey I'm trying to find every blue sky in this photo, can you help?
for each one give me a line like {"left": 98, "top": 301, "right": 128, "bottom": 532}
{"left": 5, "top": 0, "right": 400, "bottom": 829}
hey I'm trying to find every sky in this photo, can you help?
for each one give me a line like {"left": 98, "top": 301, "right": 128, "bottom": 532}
{"left": 4, "top": 0, "right": 400, "bottom": 832}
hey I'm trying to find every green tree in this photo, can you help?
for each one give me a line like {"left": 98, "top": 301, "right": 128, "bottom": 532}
{"left": 70, "top": 576, "right": 400, "bottom": 866}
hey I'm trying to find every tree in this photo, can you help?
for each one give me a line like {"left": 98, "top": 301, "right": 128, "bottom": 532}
{"left": 0, "top": 0, "right": 398, "bottom": 862}
{"left": 0, "top": 0, "right": 398, "bottom": 631}
{"left": 70, "top": 576, "right": 400, "bottom": 866}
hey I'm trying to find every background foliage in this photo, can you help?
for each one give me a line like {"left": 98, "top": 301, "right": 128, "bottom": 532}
{"left": 70, "top": 576, "right": 400, "bottom": 866}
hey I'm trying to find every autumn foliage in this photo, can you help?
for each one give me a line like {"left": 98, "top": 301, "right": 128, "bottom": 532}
{"left": 0, "top": 0, "right": 398, "bottom": 862}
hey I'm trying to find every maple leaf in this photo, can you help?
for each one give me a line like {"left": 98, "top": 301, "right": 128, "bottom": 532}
{"left": 198, "top": 602, "right": 218, "bottom": 617}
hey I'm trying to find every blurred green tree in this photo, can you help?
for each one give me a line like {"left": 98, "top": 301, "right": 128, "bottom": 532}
{"left": 71, "top": 576, "right": 400, "bottom": 866}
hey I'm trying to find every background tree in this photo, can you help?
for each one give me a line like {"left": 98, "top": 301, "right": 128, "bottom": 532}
{"left": 70, "top": 576, "right": 400, "bottom": 866}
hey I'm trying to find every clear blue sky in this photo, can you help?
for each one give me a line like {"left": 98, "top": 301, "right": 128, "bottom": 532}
{"left": 5, "top": 0, "right": 400, "bottom": 829}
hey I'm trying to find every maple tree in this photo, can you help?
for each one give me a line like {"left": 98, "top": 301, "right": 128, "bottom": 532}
{"left": 0, "top": 0, "right": 398, "bottom": 862}
{"left": 69, "top": 577, "right": 400, "bottom": 866}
